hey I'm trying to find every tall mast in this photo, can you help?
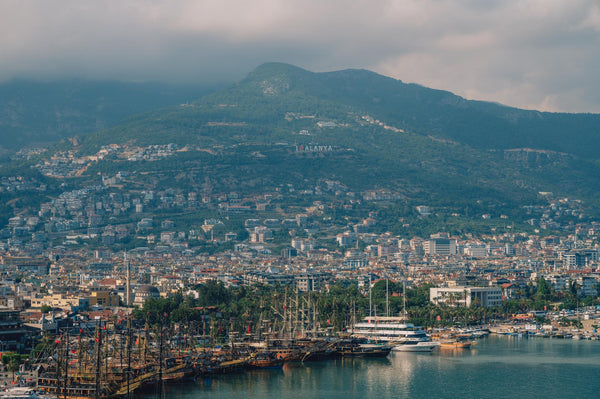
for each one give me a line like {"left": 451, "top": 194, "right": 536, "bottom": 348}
{"left": 369, "top": 275, "right": 372, "bottom": 319}
{"left": 64, "top": 330, "right": 69, "bottom": 399}
{"left": 125, "top": 250, "right": 131, "bottom": 307}
{"left": 95, "top": 321, "right": 102, "bottom": 399}
{"left": 386, "top": 279, "right": 389, "bottom": 317}
{"left": 403, "top": 281, "right": 407, "bottom": 319}
{"left": 158, "top": 318, "right": 164, "bottom": 399}
{"left": 126, "top": 317, "right": 132, "bottom": 399}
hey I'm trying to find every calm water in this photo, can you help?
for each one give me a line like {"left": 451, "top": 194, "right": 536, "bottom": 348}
{"left": 147, "top": 336, "right": 600, "bottom": 399}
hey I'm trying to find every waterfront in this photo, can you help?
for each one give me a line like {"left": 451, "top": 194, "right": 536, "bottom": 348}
{"left": 151, "top": 336, "right": 600, "bottom": 399}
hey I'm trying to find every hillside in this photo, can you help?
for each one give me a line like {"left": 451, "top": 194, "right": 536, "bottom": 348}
{"left": 69, "top": 64, "right": 598, "bottom": 207}
{"left": 6, "top": 63, "right": 600, "bottom": 231}
{"left": 0, "top": 79, "right": 222, "bottom": 151}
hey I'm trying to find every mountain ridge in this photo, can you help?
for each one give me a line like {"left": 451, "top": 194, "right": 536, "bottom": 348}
{"left": 7, "top": 62, "right": 600, "bottom": 222}
{"left": 0, "top": 79, "right": 223, "bottom": 150}
{"left": 243, "top": 63, "right": 600, "bottom": 158}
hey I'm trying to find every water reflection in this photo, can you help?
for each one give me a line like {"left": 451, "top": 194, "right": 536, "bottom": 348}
{"left": 152, "top": 337, "right": 600, "bottom": 399}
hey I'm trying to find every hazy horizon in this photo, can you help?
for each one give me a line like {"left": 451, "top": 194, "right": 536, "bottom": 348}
{"left": 2, "top": 1, "right": 599, "bottom": 113}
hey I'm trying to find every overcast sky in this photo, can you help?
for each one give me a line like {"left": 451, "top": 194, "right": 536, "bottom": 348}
{"left": 1, "top": 0, "right": 599, "bottom": 112}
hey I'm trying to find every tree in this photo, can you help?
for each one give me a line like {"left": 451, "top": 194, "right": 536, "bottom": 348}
{"left": 568, "top": 279, "right": 580, "bottom": 298}
{"left": 536, "top": 277, "right": 551, "bottom": 301}
{"left": 1, "top": 353, "right": 22, "bottom": 381}
{"left": 40, "top": 304, "right": 52, "bottom": 314}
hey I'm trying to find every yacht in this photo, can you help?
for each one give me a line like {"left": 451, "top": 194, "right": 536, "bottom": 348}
{"left": 0, "top": 387, "right": 52, "bottom": 399}
{"left": 391, "top": 339, "right": 440, "bottom": 352}
{"left": 348, "top": 316, "right": 439, "bottom": 352}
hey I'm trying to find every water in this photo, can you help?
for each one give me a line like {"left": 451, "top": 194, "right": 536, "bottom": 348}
{"left": 148, "top": 336, "right": 600, "bottom": 399}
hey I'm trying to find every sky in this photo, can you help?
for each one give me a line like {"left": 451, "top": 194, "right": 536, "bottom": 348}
{"left": 1, "top": 0, "right": 599, "bottom": 113}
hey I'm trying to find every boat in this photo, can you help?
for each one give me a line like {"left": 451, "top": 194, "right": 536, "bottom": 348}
{"left": 439, "top": 339, "right": 476, "bottom": 349}
{"left": 247, "top": 351, "right": 284, "bottom": 369}
{"left": 299, "top": 340, "right": 336, "bottom": 362}
{"left": 348, "top": 316, "right": 432, "bottom": 342}
{"left": 348, "top": 282, "right": 437, "bottom": 353}
{"left": 391, "top": 339, "right": 440, "bottom": 352}
{"left": 349, "top": 315, "right": 439, "bottom": 352}
{"left": 333, "top": 339, "right": 392, "bottom": 358}
{"left": 0, "top": 387, "right": 52, "bottom": 399}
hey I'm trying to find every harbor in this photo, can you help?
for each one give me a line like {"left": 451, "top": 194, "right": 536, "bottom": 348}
{"left": 139, "top": 335, "right": 600, "bottom": 399}
{"left": 5, "top": 317, "right": 600, "bottom": 399}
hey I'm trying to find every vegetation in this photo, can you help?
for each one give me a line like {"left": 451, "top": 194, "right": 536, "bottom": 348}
{"left": 131, "top": 279, "right": 590, "bottom": 336}
{"left": 40, "top": 304, "right": 53, "bottom": 314}
{"left": 3, "top": 62, "right": 600, "bottom": 234}
{"left": 1, "top": 352, "right": 27, "bottom": 381}
{"left": 0, "top": 79, "right": 221, "bottom": 149}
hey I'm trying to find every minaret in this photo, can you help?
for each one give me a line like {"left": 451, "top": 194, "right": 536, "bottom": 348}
{"left": 125, "top": 250, "right": 131, "bottom": 307}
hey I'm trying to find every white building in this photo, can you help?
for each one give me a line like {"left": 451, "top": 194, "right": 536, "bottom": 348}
{"left": 577, "top": 276, "right": 598, "bottom": 298}
{"left": 423, "top": 238, "right": 457, "bottom": 256}
{"left": 336, "top": 232, "right": 357, "bottom": 247}
{"left": 430, "top": 286, "right": 503, "bottom": 308}
{"left": 463, "top": 244, "right": 487, "bottom": 258}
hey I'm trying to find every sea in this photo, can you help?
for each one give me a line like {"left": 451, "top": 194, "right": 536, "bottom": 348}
{"left": 143, "top": 335, "right": 600, "bottom": 399}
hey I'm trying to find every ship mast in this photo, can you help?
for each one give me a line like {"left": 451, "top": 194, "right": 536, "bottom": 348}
{"left": 64, "top": 330, "right": 69, "bottom": 399}
{"left": 95, "top": 321, "right": 102, "bottom": 399}
{"left": 126, "top": 316, "right": 132, "bottom": 399}
{"left": 157, "top": 315, "right": 165, "bottom": 399}
{"left": 403, "top": 281, "right": 407, "bottom": 320}
{"left": 125, "top": 250, "right": 131, "bottom": 307}
{"left": 386, "top": 279, "right": 389, "bottom": 318}
{"left": 369, "top": 275, "right": 372, "bottom": 320}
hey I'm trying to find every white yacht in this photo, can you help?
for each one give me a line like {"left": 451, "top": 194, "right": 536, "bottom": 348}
{"left": 348, "top": 316, "right": 439, "bottom": 352}
{"left": 0, "top": 387, "right": 52, "bottom": 399}
{"left": 391, "top": 339, "right": 440, "bottom": 352}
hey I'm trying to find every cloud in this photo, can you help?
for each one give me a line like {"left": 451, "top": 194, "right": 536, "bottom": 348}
{"left": 0, "top": 0, "right": 599, "bottom": 112}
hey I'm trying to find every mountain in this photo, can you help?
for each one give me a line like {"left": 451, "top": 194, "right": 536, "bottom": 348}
{"left": 0, "top": 79, "right": 223, "bottom": 151}
{"left": 10, "top": 62, "right": 600, "bottom": 224}
{"left": 81, "top": 62, "right": 600, "bottom": 156}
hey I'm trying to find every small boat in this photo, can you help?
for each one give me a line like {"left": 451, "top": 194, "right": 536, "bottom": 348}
{"left": 392, "top": 339, "right": 440, "bottom": 352}
{"left": 0, "top": 387, "right": 53, "bottom": 399}
{"left": 334, "top": 340, "right": 392, "bottom": 358}
{"left": 274, "top": 348, "right": 304, "bottom": 362}
{"left": 439, "top": 339, "right": 475, "bottom": 349}
{"left": 247, "top": 352, "right": 284, "bottom": 369}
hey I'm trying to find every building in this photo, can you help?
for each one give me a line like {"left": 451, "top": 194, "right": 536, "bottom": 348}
{"left": 423, "top": 238, "right": 457, "bottom": 256}
{"left": 342, "top": 257, "right": 369, "bottom": 269}
{"left": 88, "top": 290, "right": 120, "bottom": 308}
{"left": 0, "top": 310, "right": 34, "bottom": 352}
{"left": 378, "top": 242, "right": 398, "bottom": 258}
{"left": 416, "top": 205, "right": 431, "bottom": 216}
{"left": 1, "top": 256, "right": 50, "bottom": 275}
{"left": 562, "top": 250, "right": 598, "bottom": 269}
{"left": 336, "top": 232, "right": 357, "bottom": 247}
{"left": 429, "top": 286, "right": 503, "bottom": 307}
{"left": 577, "top": 276, "right": 598, "bottom": 298}
{"left": 463, "top": 244, "right": 487, "bottom": 258}
{"left": 133, "top": 285, "right": 161, "bottom": 306}
{"left": 243, "top": 272, "right": 294, "bottom": 286}
{"left": 295, "top": 273, "right": 330, "bottom": 292}
{"left": 31, "top": 294, "right": 90, "bottom": 312}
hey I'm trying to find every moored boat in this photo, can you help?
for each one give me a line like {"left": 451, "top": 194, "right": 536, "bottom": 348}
{"left": 348, "top": 316, "right": 431, "bottom": 343}
{"left": 247, "top": 351, "right": 284, "bottom": 369}
{"left": 391, "top": 339, "right": 440, "bottom": 352}
{"left": 333, "top": 339, "right": 392, "bottom": 358}
{"left": 0, "top": 387, "right": 53, "bottom": 399}
{"left": 439, "top": 339, "right": 476, "bottom": 349}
